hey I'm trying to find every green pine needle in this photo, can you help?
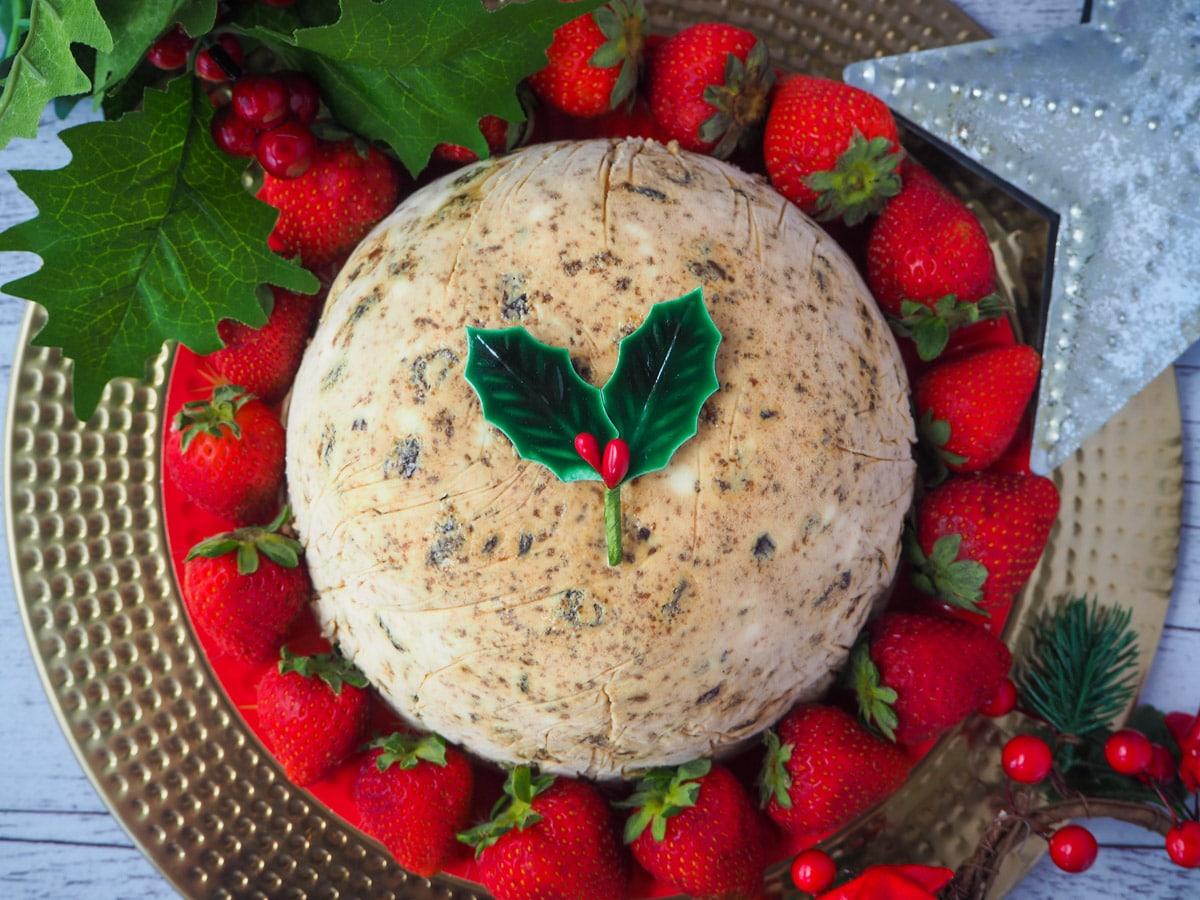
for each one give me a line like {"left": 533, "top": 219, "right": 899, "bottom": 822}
{"left": 1016, "top": 596, "right": 1140, "bottom": 738}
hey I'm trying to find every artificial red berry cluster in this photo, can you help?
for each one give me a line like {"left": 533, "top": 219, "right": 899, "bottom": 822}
{"left": 146, "top": 4, "right": 323, "bottom": 180}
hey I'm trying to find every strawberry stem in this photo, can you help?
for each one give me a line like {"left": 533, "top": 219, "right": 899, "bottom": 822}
{"left": 605, "top": 486, "right": 623, "bottom": 565}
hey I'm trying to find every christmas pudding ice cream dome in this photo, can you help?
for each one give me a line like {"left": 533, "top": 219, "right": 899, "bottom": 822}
{"left": 285, "top": 137, "right": 915, "bottom": 779}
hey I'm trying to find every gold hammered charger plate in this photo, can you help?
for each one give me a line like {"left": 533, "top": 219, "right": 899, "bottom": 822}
{"left": 4, "top": 1, "right": 1183, "bottom": 898}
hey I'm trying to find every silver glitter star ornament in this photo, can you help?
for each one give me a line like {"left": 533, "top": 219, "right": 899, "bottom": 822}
{"left": 844, "top": 0, "right": 1200, "bottom": 474}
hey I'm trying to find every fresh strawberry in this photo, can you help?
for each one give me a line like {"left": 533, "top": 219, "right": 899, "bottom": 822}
{"left": 208, "top": 287, "right": 322, "bottom": 405}
{"left": 355, "top": 731, "right": 475, "bottom": 878}
{"left": 257, "top": 137, "right": 404, "bottom": 268}
{"left": 433, "top": 114, "right": 518, "bottom": 163}
{"left": 914, "top": 344, "right": 1041, "bottom": 474}
{"left": 759, "top": 704, "right": 909, "bottom": 835}
{"left": 164, "top": 383, "right": 285, "bottom": 523}
{"left": 907, "top": 471, "right": 1060, "bottom": 626}
{"left": 181, "top": 507, "right": 311, "bottom": 662}
{"left": 256, "top": 647, "right": 372, "bottom": 784}
{"left": 867, "top": 161, "right": 1002, "bottom": 358}
{"left": 462, "top": 766, "right": 627, "bottom": 900}
{"left": 620, "top": 758, "right": 769, "bottom": 900}
{"left": 647, "top": 22, "right": 774, "bottom": 158}
{"left": 528, "top": 1, "right": 646, "bottom": 118}
{"left": 762, "top": 73, "right": 902, "bottom": 225}
{"left": 849, "top": 612, "right": 1012, "bottom": 745}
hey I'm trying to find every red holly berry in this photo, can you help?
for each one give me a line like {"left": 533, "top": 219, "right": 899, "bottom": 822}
{"left": 355, "top": 732, "right": 476, "bottom": 878}
{"left": 211, "top": 105, "right": 259, "bottom": 158}
{"left": 164, "top": 384, "right": 286, "bottom": 524}
{"left": 257, "top": 137, "right": 404, "bottom": 269}
{"left": 1165, "top": 820, "right": 1200, "bottom": 869}
{"left": 622, "top": 759, "right": 769, "bottom": 900}
{"left": 181, "top": 508, "right": 311, "bottom": 663}
{"left": 602, "top": 437, "right": 630, "bottom": 488}
{"left": 255, "top": 120, "right": 318, "bottom": 179}
{"left": 147, "top": 25, "right": 193, "bottom": 71}
{"left": 528, "top": 0, "right": 646, "bottom": 118}
{"left": 763, "top": 74, "right": 901, "bottom": 225}
{"left": 231, "top": 74, "right": 291, "bottom": 130}
{"left": 1001, "top": 734, "right": 1053, "bottom": 784}
{"left": 1104, "top": 728, "right": 1153, "bottom": 776}
{"left": 647, "top": 21, "right": 774, "bottom": 157}
{"left": 256, "top": 648, "right": 372, "bottom": 785}
{"left": 790, "top": 848, "right": 838, "bottom": 894}
{"left": 1141, "top": 743, "right": 1177, "bottom": 784}
{"left": 195, "top": 33, "right": 244, "bottom": 83}
{"left": 433, "top": 115, "right": 515, "bottom": 163}
{"left": 979, "top": 676, "right": 1019, "bottom": 717}
{"left": 1048, "top": 824, "right": 1098, "bottom": 873}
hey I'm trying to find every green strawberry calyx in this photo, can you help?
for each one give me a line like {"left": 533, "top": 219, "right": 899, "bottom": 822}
{"left": 366, "top": 731, "right": 449, "bottom": 772}
{"left": 848, "top": 638, "right": 901, "bottom": 742}
{"left": 174, "top": 384, "right": 257, "bottom": 453}
{"left": 699, "top": 39, "right": 776, "bottom": 160}
{"left": 757, "top": 730, "right": 794, "bottom": 810}
{"left": 459, "top": 764, "right": 553, "bottom": 856}
{"left": 277, "top": 646, "right": 368, "bottom": 695}
{"left": 184, "top": 505, "right": 304, "bottom": 576}
{"left": 888, "top": 293, "right": 1010, "bottom": 362}
{"left": 915, "top": 409, "right": 969, "bottom": 485}
{"left": 804, "top": 129, "right": 903, "bottom": 227}
{"left": 589, "top": 0, "right": 647, "bottom": 112}
{"left": 617, "top": 757, "right": 710, "bottom": 843}
{"left": 902, "top": 525, "right": 988, "bottom": 615}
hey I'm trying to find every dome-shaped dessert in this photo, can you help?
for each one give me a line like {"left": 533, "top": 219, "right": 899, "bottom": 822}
{"left": 285, "top": 138, "right": 915, "bottom": 778}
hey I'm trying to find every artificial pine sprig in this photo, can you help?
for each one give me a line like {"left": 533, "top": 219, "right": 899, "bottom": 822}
{"left": 1016, "top": 595, "right": 1140, "bottom": 741}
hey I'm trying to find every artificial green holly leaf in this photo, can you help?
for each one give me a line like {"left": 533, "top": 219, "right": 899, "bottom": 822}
{"left": 464, "top": 327, "right": 616, "bottom": 483}
{"left": 0, "top": 0, "right": 113, "bottom": 149}
{"left": 91, "top": 0, "right": 220, "bottom": 96}
{"left": 286, "top": 0, "right": 604, "bottom": 175}
{"left": 0, "top": 74, "right": 318, "bottom": 421}
{"left": 602, "top": 287, "right": 721, "bottom": 480}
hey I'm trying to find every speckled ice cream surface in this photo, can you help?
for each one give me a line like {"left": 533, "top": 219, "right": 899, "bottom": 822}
{"left": 285, "top": 138, "right": 915, "bottom": 779}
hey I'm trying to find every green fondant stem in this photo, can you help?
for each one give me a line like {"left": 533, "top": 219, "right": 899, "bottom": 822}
{"left": 605, "top": 487, "right": 622, "bottom": 565}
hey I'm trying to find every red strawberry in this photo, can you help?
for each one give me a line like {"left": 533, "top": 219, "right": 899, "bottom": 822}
{"left": 256, "top": 647, "right": 372, "bottom": 784}
{"left": 760, "top": 704, "right": 909, "bottom": 835}
{"left": 208, "top": 287, "right": 322, "bottom": 405}
{"left": 463, "top": 766, "right": 627, "bottom": 900}
{"left": 647, "top": 22, "right": 774, "bottom": 158}
{"left": 528, "top": 1, "right": 646, "bottom": 118}
{"left": 182, "top": 508, "right": 311, "bottom": 662}
{"left": 621, "top": 759, "right": 769, "bottom": 900}
{"left": 257, "top": 137, "right": 404, "bottom": 268}
{"left": 762, "top": 73, "right": 902, "bottom": 225}
{"left": 908, "top": 471, "right": 1060, "bottom": 625}
{"left": 867, "top": 161, "right": 1002, "bottom": 358}
{"left": 355, "top": 732, "right": 475, "bottom": 878}
{"left": 850, "top": 612, "right": 1012, "bottom": 745}
{"left": 914, "top": 343, "right": 1041, "bottom": 474}
{"left": 164, "top": 383, "right": 285, "bottom": 523}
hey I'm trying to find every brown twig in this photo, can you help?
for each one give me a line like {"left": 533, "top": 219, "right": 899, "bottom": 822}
{"left": 939, "top": 798, "right": 1176, "bottom": 900}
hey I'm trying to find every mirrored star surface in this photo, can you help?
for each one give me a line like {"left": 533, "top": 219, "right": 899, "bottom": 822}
{"left": 844, "top": 0, "right": 1200, "bottom": 474}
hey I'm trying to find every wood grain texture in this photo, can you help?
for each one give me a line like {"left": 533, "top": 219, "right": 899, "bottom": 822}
{"left": 3, "top": 2, "right": 1196, "bottom": 898}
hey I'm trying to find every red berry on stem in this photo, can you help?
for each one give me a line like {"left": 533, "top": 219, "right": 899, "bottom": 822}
{"left": 147, "top": 25, "right": 193, "bottom": 71}
{"left": 280, "top": 71, "right": 321, "bottom": 124}
{"left": 790, "top": 848, "right": 837, "bottom": 894}
{"left": 232, "top": 74, "right": 291, "bottom": 130}
{"left": 211, "top": 106, "right": 259, "bottom": 158}
{"left": 1141, "top": 743, "right": 1177, "bottom": 783}
{"left": 574, "top": 432, "right": 602, "bottom": 473}
{"left": 1048, "top": 824, "right": 1098, "bottom": 873}
{"left": 979, "top": 676, "right": 1018, "bottom": 717}
{"left": 602, "top": 438, "right": 630, "bottom": 489}
{"left": 256, "top": 121, "right": 317, "bottom": 179}
{"left": 1001, "top": 734, "right": 1053, "bottom": 784}
{"left": 1104, "top": 728, "right": 1153, "bottom": 776}
{"left": 195, "top": 33, "right": 244, "bottom": 83}
{"left": 1166, "top": 821, "right": 1200, "bottom": 868}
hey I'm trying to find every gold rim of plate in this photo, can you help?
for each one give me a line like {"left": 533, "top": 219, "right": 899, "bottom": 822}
{"left": 3, "top": 2, "right": 1183, "bottom": 898}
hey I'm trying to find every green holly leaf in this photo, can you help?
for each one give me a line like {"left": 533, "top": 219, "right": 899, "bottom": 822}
{"left": 283, "top": 0, "right": 604, "bottom": 176}
{"left": 464, "top": 326, "right": 616, "bottom": 482}
{"left": 0, "top": 74, "right": 318, "bottom": 421}
{"left": 91, "top": 0, "right": 221, "bottom": 96}
{"left": 602, "top": 287, "right": 721, "bottom": 480}
{"left": 0, "top": 0, "right": 113, "bottom": 149}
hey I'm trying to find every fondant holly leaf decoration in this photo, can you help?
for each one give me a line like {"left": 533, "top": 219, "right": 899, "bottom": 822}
{"left": 603, "top": 287, "right": 722, "bottom": 480}
{"left": 464, "top": 327, "right": 616, "bottom": 483}
{"left": 0, "top": 74, "right": 319, "bottom": 421}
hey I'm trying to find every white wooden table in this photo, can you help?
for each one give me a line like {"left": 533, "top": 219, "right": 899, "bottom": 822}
{"left": 1, "top": 2, "right": 1197, "bottom": 897}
